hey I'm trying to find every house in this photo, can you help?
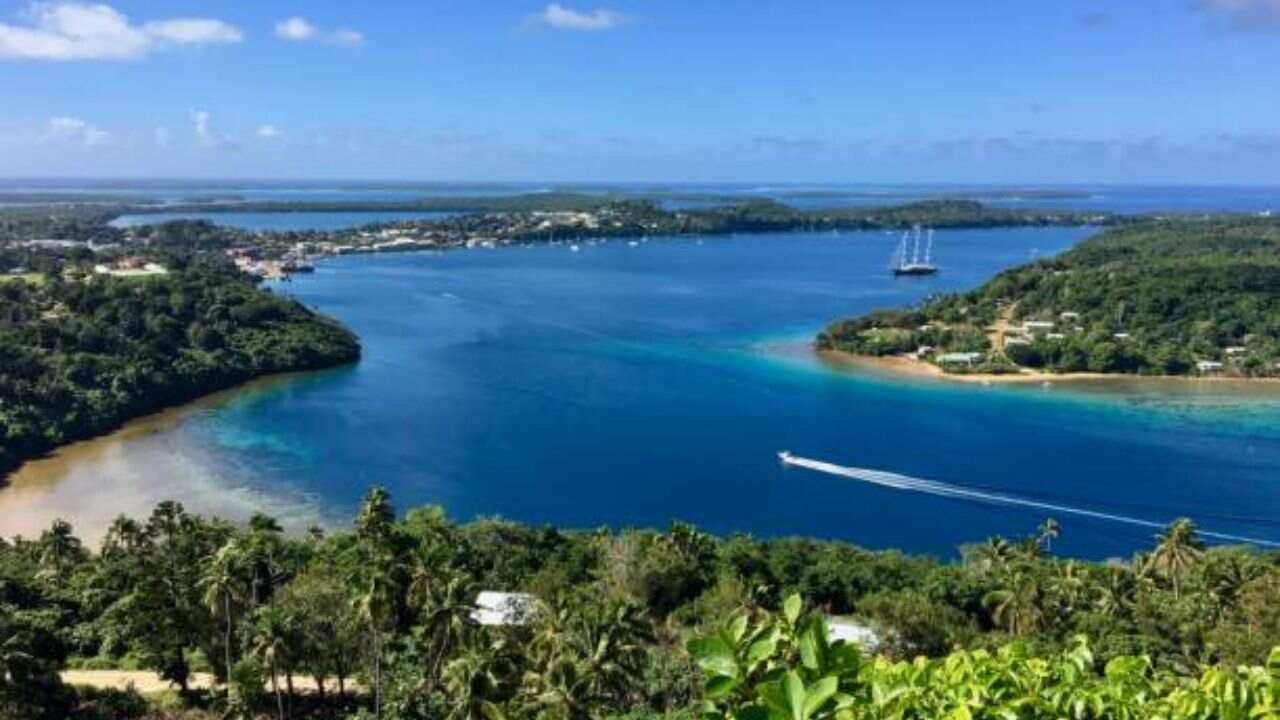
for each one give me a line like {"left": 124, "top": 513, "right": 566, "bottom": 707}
{"left": 1196, "top": 361, "right": 1224, "bottom": 373}
{"left": 1045, "top": 333, "right": 1066, "bottom": 341}
{"left": 1022, "top": 320, "right": 1056, "bottom": 336}
{"left": 470, "top": 592, "right": 538, "bottom": 627}
{"left": 937, "top": 352, "right": 984, "bottom": 367}
{"left": 1113, "top": 333, "right": 1131, "bottom": 341}
{"left": 1224, "top": 346, "right": 1248, "bottom": 356}
{"left": 1059, "top": 311, "right": 1081, "bottom": 321}
{"left": 1004, "top": 336, "right": 1031, "bottom": 348}
{"left": 826, "top": 618, "right": 879, "bottom": 652}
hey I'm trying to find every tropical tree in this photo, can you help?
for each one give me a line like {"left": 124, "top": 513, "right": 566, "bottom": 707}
{"left": 201, "top": 537, "right": 248, "bottom": 697}
{"left": 1149, "top": 518, "right": 1205, "bottom": 599}
{"left": 983, "top": 572, "right": 1044, "bottom": 636}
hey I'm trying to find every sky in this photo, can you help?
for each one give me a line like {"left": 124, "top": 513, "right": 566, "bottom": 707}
{"left": 1, "top": 0, "right": 1279, "bottom": 184}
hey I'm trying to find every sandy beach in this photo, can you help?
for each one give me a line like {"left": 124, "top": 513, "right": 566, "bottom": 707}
{"left": 817, "top": 349, "right": 1280, "bottom": 388}
{"left": 0, "top": 371, "right": 331, "bottom": 544}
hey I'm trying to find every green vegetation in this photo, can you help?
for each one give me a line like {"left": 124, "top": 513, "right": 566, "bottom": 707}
{"left": 818, "top": 217, "right": 1280, "bottom": 376}
{"left": 0, "top": 255, "right": 359, "bottom": 475}
{"left": 2, "top": 491, "right": 1277, "bottom": 719}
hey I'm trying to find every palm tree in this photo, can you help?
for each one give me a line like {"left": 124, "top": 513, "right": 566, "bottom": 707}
{"left": 1037, "top": 518, "right": 1061, "bottom": 553}
{"left": 1148, "top": 518, "right": 1205, "bottom": 599}
{"left": 201, "top": 538, "right": 247, "bottom": 701}
{"left": 442, "top": 640, "right": 517, "bottom": 720}
{"left": 1094, "top": 567, "right": 1136, "bottom": 619}
{"left": 249, "top": 607, "right": 293, "bottom": 720}
{"left": 970, "top": 537, "right": 1015, "bottom": 573}
{"left": 355, "top": 564, "right": 398, "bottom": 720}
{"left": 983, "top": 573, "right": 1043, "bottom": 636}
{"left": 36, "top": 519, "right": 84, "bottom": 587}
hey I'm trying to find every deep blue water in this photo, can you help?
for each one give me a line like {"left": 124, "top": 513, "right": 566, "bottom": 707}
{"left": 109, "top": 210, "right": 462, "bottom": 232}
{"left": 23, "top": 226, "right": 1267, "bottom": 559}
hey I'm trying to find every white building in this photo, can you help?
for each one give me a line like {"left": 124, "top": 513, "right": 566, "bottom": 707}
{"left": 470, "top": 592, "right": 538, "bottom": 627}
{"left": 826, "top": 618, "right": 879, "bottom": 652}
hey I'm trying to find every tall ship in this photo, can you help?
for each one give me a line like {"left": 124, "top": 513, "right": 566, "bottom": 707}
{"left": 891, "top": 225, "right": 939, "bottom": 276}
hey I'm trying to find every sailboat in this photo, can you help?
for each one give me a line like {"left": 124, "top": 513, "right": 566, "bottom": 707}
{"left": 891, "top": 226, "right": 939, "bottom": 276}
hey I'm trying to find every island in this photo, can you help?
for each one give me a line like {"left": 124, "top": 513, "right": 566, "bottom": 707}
{"left": 0, "top": 249, "right": 360, "bottom": 477}
{"left": 817, "top": 217, "right": 1280, "bottom": 380}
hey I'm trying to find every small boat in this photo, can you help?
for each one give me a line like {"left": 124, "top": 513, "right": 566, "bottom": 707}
{"left": 627, "top": 240, "right": 639, "bottom": 247}
{"left": 569, "top": 244, "right": 580, "bottom": 253}
{"left": 777, "top": 450, "right": 793, "bottom": 462}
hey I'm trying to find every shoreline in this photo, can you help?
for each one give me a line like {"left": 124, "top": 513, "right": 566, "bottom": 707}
{"left": 0, "top": 369, "right": 338, "bottom": 543}
{"left": 817, "top": 348, "right": 1280, "bottom": 387}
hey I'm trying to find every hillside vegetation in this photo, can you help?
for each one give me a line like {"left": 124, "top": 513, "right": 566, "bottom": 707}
{"left": 818, "top": 217, "right": 1280, "bottom": 376}
{"left": 2, "top": 492, "right": 1278, "bottom": 719}
{"left": 0, "top": 256, "right": 360, "bottom": 475}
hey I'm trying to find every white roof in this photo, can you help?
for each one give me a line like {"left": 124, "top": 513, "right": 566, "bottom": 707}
{"left": 827, "top": 618, "right": 879, "bottom": 651}
{"left": 470, "top": 591, "right": 538, "bottom": 626}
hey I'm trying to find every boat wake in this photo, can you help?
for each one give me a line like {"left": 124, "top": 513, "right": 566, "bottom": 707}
{"left": 777, "top": 451, "right": 1279, "bottom": 548}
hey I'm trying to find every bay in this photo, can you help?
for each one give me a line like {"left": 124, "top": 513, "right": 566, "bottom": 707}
{"left": 3, "top": 227, "right": 1278, "bottom": 558}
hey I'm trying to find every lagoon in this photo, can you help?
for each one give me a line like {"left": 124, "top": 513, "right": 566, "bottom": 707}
{"left": 3, "top": 228, "right": 1278, "bottom": 557}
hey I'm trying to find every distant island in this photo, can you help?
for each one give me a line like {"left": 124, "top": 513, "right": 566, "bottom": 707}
{"left": 0, "top": 254, "right": 359, "bottom": 478}
{"left": 817, "top": 217, "right": 1280, "bottom": 380}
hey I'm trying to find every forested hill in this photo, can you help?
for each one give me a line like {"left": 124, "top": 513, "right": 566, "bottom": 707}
{"left": 1, "top": 491, "right": 1277, "bottom": 719}
{"left": 0, "top": 256, "right": 360, "bottom": 476}
{"left": 818, "top": 217, "right": 1280, "bottom": 376}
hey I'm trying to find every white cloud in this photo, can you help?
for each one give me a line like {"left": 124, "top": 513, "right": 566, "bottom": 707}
{"left": 188, "top": 108, "right": 236, "bottom": 148}
{"left": 538, "top": 3, "right": 626, "bottom": 31}
{"left": 1198, "top": 0, "right": 1280, "bottom": 30}
{"left": 41, "top": 116, "right": 107, "bottom": 146}
{"left": 274, "top": 16, "right": 314, "bottom": 41}
{"left": 256, "top": 124, "right": 283, "bottom": 140}
{"left": 274, "top": 16, "right": 363, "bottom": 46}
{"left": 0, "top": 2, "right": 242, "bottom": 61}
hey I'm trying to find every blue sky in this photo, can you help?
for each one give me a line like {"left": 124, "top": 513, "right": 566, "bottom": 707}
{"left": 1, "top": 0, "right": 1279, "bottom": 183}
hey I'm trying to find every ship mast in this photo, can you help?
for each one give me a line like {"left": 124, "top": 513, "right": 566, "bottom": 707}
{"left": 924, "top": 229, "right": 934, "bottom": 264}
{"left": 911, "top": 225, "right": 922, "bottom": 264}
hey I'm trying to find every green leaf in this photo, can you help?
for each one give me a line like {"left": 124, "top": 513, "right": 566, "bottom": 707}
{"left": 803, "top": 676, "right": 839, "bottom": 718}
{"left": 783, "top": 594, "right": 803, "bottom": 626}
{"left": 784, "top": 671, "right": 806, "bottom": 720}
{"left": 748, "top": 636, "right": 778, "bottom": 665}
{"left": 729, "top": 613, "right": 750, "bottom": 644}
{"left": 705, "top": 674, "right": 742, "bottom": 699}
{"left": 689, "top": 637, "right": 739, "bottom": 678}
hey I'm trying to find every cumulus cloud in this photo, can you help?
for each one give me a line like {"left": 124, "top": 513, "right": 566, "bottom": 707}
{"left": 538, "top": 3, "right": 626, "bottom": 31}
{"left": 274, "top": 16, "right": 363, "bottom": 46}
{"left": 1197, "top": 0, "right": 1280, "bottom": 30}
{"left": 41, "top": 116, "right": 107, "bottom": 146}
{"left": 188, "top": 108, "right": 236, "bottom": 148}
{"left": 0, "top": 2, "right": 242, "bottom": 61}
{"left": 256, "top": 124, "right": 283, "bottom": 140}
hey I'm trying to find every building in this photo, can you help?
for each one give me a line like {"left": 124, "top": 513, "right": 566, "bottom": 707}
{"left": 826, "top": 618, "right": 879, "bottom": 652}
{"left": 937, "top": 352, "right": 984, "bottom": 367}
{"left": 1022, "top": 320, "right": 1056, "bottom": 336}
{"left": 470, "top": 592, "right": 538, "bottom": 627}
{"left": 1196, "top": 361, "right": 1224, "bottom": 373}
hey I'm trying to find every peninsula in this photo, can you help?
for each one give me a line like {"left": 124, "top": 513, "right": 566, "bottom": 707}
{"left": 0, "top": 251, "right": 359, "bottom": 478}
{"left": 818, "top": 217, "right": 1280, "bottom": 380}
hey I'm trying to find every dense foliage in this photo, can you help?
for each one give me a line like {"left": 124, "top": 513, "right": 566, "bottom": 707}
{"left": 819, "top": 217, "right": 1280, "bottom": 376}
{"left": 690, "top": 594, "right": 1280, "bottom": 720}
{"left": 0, "top": 256, "right": 359, "bottom": 474}
{"left": 2, "top": 491, "right": 1277, "bottom": 719}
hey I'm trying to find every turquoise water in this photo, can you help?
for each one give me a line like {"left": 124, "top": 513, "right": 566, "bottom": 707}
{"left": 109, "top": 210, "right": 462, "bottom": 232}
{"left": 9, "top": 227, "right": 1280, "bottom": 556}
{"left": 167, "top": 228, "right": 1276, "bottom": 557}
